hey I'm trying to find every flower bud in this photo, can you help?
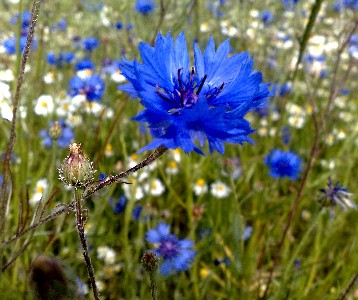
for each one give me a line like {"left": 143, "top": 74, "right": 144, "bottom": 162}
{"left": 49, "top": 121, "right": 62, "bottom": 140}
{"left": 141, "top": 251, "right": 158, "bottom": 275}
{"left": 59, "top": 143, "right": 95, "bottom": 188}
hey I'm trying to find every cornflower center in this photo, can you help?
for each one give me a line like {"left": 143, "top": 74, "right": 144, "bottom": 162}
{"left": 156, "top": 67, "right": 224, "bottom": 114}
{"left": 159, "top": 236, "right": 179, "bottom": 259}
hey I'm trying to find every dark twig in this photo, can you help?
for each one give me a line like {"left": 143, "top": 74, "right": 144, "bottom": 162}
{"left": 74, "top": 189, "right": 100, "bottom": 300}
{"left": 0, "top": 1, "right": 41, "bottom": 274}
{"left": 84, "top": 145, "right": 168, "bottom": 198}
{"left": 339, "top": 271, "right": 358, "bottom": 300}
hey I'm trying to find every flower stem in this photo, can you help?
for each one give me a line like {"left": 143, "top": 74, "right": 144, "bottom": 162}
{"left": 74, "top": 189, "right": 100, "bottom": 300}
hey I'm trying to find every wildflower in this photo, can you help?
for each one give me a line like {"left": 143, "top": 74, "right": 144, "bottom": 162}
{"left": 165, "top": 161, "right": 179, "bottom": 175}
{"left": 132, "top": 205, "right": 143, "bottom": 220}
{"left": 59, "top": 143, "right": 95, "bottom": 188}
{"left": 264, "top": 149, "right": 302, "bottom": 180}
{"left": 47, "top": 52, "right": 75, "bottom": 67}
{"left": 210, "top": 181, "right": 231, "bottom": 198}
{"left": 146, "top": 223, "right": 196, "bottom": 276}
{"left": 118, "top": 32, "right": 270, "bottom": 154}
{"left": 333, "top": 0, "right": 358, "bottom": 11}
{"left": 34, "top": 95, "right": 54, "bottom": 116}
{"left": 68, "top": 74, "right": 105, "bottom": 101}
{"left": 40, "top": 120, "right": 74, "bottom": 148}
{"left": 97, "top": 246, "right": 116, "bottom": 264}
{"left": 194, "top": 178, "right": 208, "bottom": 196}
{"left": 135, "top": 0, "right": 155, "bottom": 15}
{"left": 82, "top": 37, "right": 99, "bottom": 52}
{"left": 281, "top": 0, "right": 300, "bottom": 11}
{"left": 29, "top": 178, "right": 49, "bottom": 205}
{"left": 319, "top": 178, "right": 356, "bottom": 210}
{"left": 75, "top": 58, "right": 95, "bottom": 71}
{"left": 145, "top": 178, "right": 165, "bottom": 196}
{"left": 110, "top": 195, "right": 128, "bottom": 214}
{"left": 3, "top": 36, "right": 28, "bottom": 55}
{"left": 261, "top": 10, "right": 274, "bottom": 25}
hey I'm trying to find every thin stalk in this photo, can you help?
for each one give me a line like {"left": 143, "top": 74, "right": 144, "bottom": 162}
{"left": 339, "top": 271, "right": 358, "bottom": 300}
{"left": 74, "top": 188, "right": 100, "bottom": 300}
{"left": 149, "top": 273, "right": 157, "bottom": 300}
{"left": 84, "top": 145, "right": 168, "bottom": 198}
{"left": 1, "top": 0, "right": 41, "bottom": 245}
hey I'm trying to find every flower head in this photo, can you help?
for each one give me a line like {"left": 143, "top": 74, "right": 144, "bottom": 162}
{"left": 146, "top": 222, "right": 196, "bottom": 276}
{"left": 319, "top": 178, "right": 356, "bottom": 210}
{"left": 39, "top": 119, "right": 74, "bottom": 148}
{"left": 135, "top": 0, "right": 155, "bottom": 14}
{"left": 118, "top": 32, "right": 270, "bottom": 154}
{"left": 68, "top": 73, "right": 105, "bottom": 101}
{"left": 264, "top": 148, "right": 302, "bottom": 180}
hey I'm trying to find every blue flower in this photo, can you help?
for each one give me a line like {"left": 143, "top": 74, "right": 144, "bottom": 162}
{"left": 146, "top": 223, "right": 196, "bottom": 276}
{"left": 10, "top": 11, "right": 32, "bottom": 33}
{"left": 264, "top": 149, "right": 302, "bottom": 180}
{"left": 135, "top": 0, "right": 155, "bottom": 15}
{"left": 3, "top": 36, "right": 36, "bottom": 55}
{"left": 333, "top": 0, "right": 358, "bottom": 11}
{"left": 75, "top": 58, "right": 95, "bottom": 71}
{"left": 261, "top": 10, "right": 274, "bottom": 25}
{"left": 68, "top": 74, "right": 105, "bottom": 101}
{"left": 39, "top": 120, "right": 74, "bottom": 148}
{"left": 281, "top": 0, "right": 300, "bottom": 10}
{"left": 110, "top": 195, "right": 128, "bottom": 214}
{"left": 118, "top": 32, "right": 270, "bottom": 154}
{"left": 47, "top": 52, "right": 75, "bottom": 67}
{"left": 319, "top": 178, "right": 357, "bottom": 210}
{"left": 82, "top": 37, "right": 100, "bottom": 52}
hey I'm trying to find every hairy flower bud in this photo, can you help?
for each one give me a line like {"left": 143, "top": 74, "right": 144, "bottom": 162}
{"left": 59, "top": 143, "right": 95, "bottom": 188}
{"left": 49, "top": 121, "right": 62, "bottom": 140}
{"left": 141, "top": 251, "right": 159, "bottom": 275}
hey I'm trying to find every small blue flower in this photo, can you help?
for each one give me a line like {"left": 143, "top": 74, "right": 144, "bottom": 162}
{"left": 39, "top": 120, "right": 74, "bottom": 148}
{"left": 82, "top": 37, "right": 100, "bottom": 52}
{"left": 68, "top": 74, "right": 105, "bottom": 101}
{"left": 132, "top": 205, "right": 143, "bottom": 220}
{"left": 47, "top": 52, "right": 75, "bottom": 67}
{"left": 3, "top": 36, "right": 36, "bottom": 55}
{"left": 75, "top": 58, "right": 95, "bottom": 71}
{"left": 110, "top": 195, "right": 128, "bottom": 214}
{"left": 281, "top": 0, "right": 300, "bottom": 10}
{"left": 264, "top": 149, "right": 302, "bottom": 180}
{"left": 261, "top": 10, "right": 274, "bottom": 25}
{"left": 119, "top": 32, "right": 270, "bottom": 154}
{"left": 333, "top": 0, "right": 358, "bottom": 11}
{"left": 10, "top": 11, "right": 32, "bottom": 33}
{"left": 115, "top": 22, "right": 123, "bottom": 30}
{"left": 319, "top": 178, "right": 356, "bottom": 210}
{"left": 135, "top": 0, "right": 155, "bottom": 15}
{"left": 146, "top": 223, "right": 196, "bottom": 276}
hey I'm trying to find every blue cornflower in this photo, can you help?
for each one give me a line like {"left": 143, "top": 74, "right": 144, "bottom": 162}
{"left": 135, "top": 0, "right": 155, "bottom": 15}
{"left": 10, "top": 11, "right": 32, "bottom": 33}
{"left": 319, "top": 178, "right": 356, "bottom": 210}
{"left": 261, "top": 10, "right": 274, "bottom": 25}
{"left": 47, "top": 52, "right": 75, "bottom": 67}
{"left": 333, "top": 0, "right": 358, "bottom": 10}
{"left": 75, "top": 58, "right": 95, "bottom": 71}
{"left": 51, "top": 18, "right": 67, "bottom": 32}
{"left": 118, "top": 32, "right": 270, "bottom": 154}
{"left": 132, "top": 205, "right": 143, "bottom": 221}
{"left": 115, "top": 22, "right": 123, "bottom": 30}
{"left": 281, "top": 0, "right": 300, "bottom": 10}
{"left": 110, "top": 195, "right": 128, "bottom": 214}
{"left": 39, "top": 120, "right": 74, "bottom": 148}
{"left": 146, "top": 223, "right": 196, "bottom": 276}
{"left": 82, "top": 37, "right": 100, "bottom": 52}
{"left": 264, "top": 149, "right": 302, "bottom": 180}
{"left": 68, "top": 74, "right": 105, "bottom": 101}
{"left": 3, "top": 36, "right": 36, "bottom": 55}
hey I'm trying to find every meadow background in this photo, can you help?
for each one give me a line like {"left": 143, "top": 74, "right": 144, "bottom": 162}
{"left": 0, "top": 0, "right": 358, "bottom": 299}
